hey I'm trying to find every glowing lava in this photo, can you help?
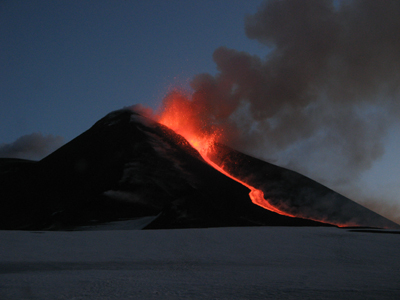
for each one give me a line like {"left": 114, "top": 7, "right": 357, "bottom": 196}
{"left": 157, "top": 90, "right": 294, "bottom": 218}
{"left": 152, "top": 89, "right": 393, "bottom": 228}
{"left": 203, "top": 156, "right": 294, "bottom": 217}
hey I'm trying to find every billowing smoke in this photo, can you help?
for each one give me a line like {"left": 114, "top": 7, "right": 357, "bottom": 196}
{"left": 348, "top": 190, "right": 400, "bottom": 225}
{"left": 158, "top": 0, "right": 400, "bottom": 223}
{"left": 161, "top": 0, "right": 399, "bottom": 185}
{"left": 0, "top": 133, "right": 64, "bottom": 160}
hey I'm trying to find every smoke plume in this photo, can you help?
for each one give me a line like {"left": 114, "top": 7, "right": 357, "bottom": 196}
{"left": 161, "top": 0, "right": 400, "bottom": 188}
{"left": 0, "top": 133, "right": 64, "bottom": 160}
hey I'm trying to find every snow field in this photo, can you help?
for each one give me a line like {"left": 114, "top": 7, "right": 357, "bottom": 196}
{"left": 1, "top": 227, "right": 399, "bottom": 299}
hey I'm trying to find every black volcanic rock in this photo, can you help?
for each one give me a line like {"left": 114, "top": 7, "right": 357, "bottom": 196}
{"left": 209, "top": 144, "right": 400, "bottom": 229}
{"left": 0, "top": 109, "right": 398, "bottom": 230}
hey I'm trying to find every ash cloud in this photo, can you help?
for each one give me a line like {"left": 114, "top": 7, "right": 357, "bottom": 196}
{"left": 0, "top": 133, "right": 64, "bottom": 160}
{"left": 174, "top": 0, "right": 400, "bottom": 186}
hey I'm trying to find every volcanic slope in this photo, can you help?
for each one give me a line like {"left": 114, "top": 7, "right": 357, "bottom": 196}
{"left": 0, "top": 109, "right": 398, "bottom": 230}
{"left": 209, "top": 145, "right": 399, "bottom": 229}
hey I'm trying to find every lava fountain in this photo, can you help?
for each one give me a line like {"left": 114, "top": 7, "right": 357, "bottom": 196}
{"left": 150, "top": 88, "right": 395, "bottom": 228}
{"left": 157, "top": 89, "right": 294, "bottom": 217}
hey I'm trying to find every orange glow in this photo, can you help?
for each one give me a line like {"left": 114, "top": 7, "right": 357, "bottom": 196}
{"left": 204, "top": 156, "right": 294, "bottom": 217}
{"left": 158, "top": 90, "right": 220, "bottom": 157}
{"left": 156, "top": 89, "right": 362, "bottom": 227}
{"left": 157, "top": 89, "right": 294, "bottom": 218}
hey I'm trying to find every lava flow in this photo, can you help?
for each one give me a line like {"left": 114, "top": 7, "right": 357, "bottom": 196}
{"left": 157, "top": 90, "right": 294, "bottom": 218}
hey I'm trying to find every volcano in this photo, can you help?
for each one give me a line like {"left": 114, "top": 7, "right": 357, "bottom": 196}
{"left": 1, "top": 108, "right": 398, "bottom": 230}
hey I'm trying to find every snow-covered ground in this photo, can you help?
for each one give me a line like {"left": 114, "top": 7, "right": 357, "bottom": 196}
{"left": 1, "top": 227, "right": 399, "bottom": 300}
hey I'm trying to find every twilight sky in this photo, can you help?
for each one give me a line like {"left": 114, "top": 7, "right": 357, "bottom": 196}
{"left": 1, "top": 0, "right": 399, "bottom": 223}
{"left": 1, "top": 0, "right": 265, "bottom": 144}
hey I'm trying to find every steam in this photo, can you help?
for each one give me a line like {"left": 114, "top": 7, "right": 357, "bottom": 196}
{"left": 160, "top": 0, "right": 400, "bottom": 185}
{"left": 348, "top": 190, "right": 400, "bottom": 225}
{"left": 0, "top": 133, "right": 64, "bottom": 160}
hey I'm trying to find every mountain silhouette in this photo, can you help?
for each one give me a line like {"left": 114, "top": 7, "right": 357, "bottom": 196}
{"left": 1, "top": 109, "right": 398, "bottom": 230}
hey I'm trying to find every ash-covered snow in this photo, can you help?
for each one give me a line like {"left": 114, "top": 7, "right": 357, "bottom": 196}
{"left": 130, "top": 113, "right": 156, "bottom": 129}
{"left": 75, "top": 217, "right": 159, "bottom": 231}
{"left": 1, "top": 227, "right": 399, "bottom": 300}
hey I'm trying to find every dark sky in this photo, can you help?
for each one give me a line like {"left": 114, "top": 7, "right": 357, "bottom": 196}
{"left": 1, "top": 0, "right": 265, "bottom": 143}
{"left": 1, "top": 0, "right": 399, "bottom": 223}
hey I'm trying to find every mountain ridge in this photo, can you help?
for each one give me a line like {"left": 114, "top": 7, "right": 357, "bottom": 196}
{"left": 1, "top": 109, "right": 398, "bottom": 230}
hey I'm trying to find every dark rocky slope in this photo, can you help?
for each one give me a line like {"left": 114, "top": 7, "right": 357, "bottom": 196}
{"left": 1, "top": 109, "right": 397, "bottom": 230}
